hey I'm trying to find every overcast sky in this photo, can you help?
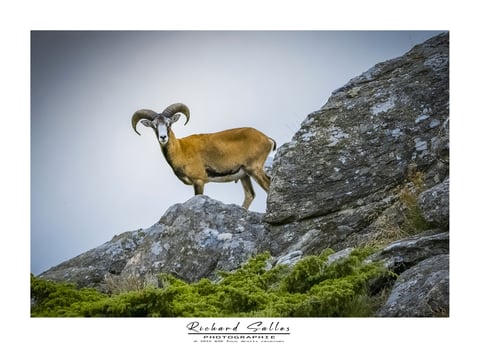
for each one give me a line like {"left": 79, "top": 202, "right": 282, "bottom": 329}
{"left": 31, "top": 30, "right": 443, "bottom": 275}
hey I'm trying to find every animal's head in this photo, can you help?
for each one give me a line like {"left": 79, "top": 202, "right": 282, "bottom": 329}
{"left": 131, "top": 103, "right": 190, "bottom": 145}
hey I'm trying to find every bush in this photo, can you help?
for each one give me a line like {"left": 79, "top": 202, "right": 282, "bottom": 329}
{"left": 30, "top": 274, "right": 106, "bottom": 317}
{"left": 31, "top": 249, "right": 393, "bottom": 317}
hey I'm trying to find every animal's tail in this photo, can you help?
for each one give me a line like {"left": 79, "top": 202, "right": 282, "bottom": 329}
{"left": 269, "top": 137, "right": 277, "bottom": 151}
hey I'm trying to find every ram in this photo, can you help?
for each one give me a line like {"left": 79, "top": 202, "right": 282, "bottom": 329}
{"left": 131, "top": 103, "right": 276, "bottom": 209}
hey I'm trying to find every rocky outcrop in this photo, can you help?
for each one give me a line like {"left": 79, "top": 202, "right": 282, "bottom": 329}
{"left": 39, "top": 34, "right": 449, "bottom": 316}
{"left": 367, "top": 230, "right": 449, "bottom": 274}
{"left": 418, "top": 178, "right": 449, "bottom": 228}
{"left": 39, "top": 229, "right": 146, "bottom": 289}
{"left": 120, "top": 196, "right": 265, "bottom": 283}
{"left": 262, "top": 32, "right": 449, "bottom": 256}
{"left": 40, "top": 196, "right": 266, "bottom": 290}
{"left": 376, "top": 254, "right": 449, "bottom": 317}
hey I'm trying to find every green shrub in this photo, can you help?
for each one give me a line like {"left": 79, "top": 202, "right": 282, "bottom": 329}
{"left": 31, "top": 248, "right": 393, "bottom": 317}
{"left": 82, "top": 288, "right": 168, "bottom": 317}
{"left": 30, "top": 274, "right": 106, "bottom": 317}
{"left": 282, "top": 250, "right": 333, "bottom": 293}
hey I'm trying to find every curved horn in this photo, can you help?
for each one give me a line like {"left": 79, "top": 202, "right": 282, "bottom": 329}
{"left": 162, "top": 103, "right": 190, "bottom": 125}
{"left": 131, "top": 109, "right": 158, "bottom": 135}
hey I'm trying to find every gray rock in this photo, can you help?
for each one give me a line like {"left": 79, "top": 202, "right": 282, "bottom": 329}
{"left": 367, "top": 230, "right": 449, "bottom": 273}
{"left": 262, "top": 33, "right": 449, "bottom": 257}
{"left": 121, "top": 195, "right": 266, "bottom": 283}
{"left": 418, "top": 178, "right": 449, "bottom": 228}
{"left": 40, "top": 195, "right": 267, "bottom": 289}
{"left": 38, "top": 229, "right": 146, "bottom": 290}
{"left": 274, "top": 250, "right": 303, "bottom": 266}
{"left": 326, "top": 247, "right": 354, "bottom": 265}
{"left": 266, "top": 33, "right": 449, "bottom": 223}
{"left": 260, "top": 192, "right": 395, "bottom": 256}
{"left": 376, "top": 254, "right": 449, "bottom": 317}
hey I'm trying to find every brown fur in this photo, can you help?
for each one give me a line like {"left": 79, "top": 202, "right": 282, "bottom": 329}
{"left": 162, "top": 127, "right": 275, "bottom": 209}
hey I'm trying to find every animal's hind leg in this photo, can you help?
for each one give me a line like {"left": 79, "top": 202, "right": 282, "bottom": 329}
{"left": 250, "top": 169, "right": 271, "bottom": 193}
{"left": 240, "top": 176, "right": 255, "bottom": 209}
{"left": 194, "top": 181, "right": 204, "bottom": 195}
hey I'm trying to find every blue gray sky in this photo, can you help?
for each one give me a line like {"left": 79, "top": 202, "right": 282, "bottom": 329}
{"left": 31, "top": 31, "right": 443, "bottom": 274}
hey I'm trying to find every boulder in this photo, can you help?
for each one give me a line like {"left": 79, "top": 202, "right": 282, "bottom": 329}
{"left": 121, "top": 195, "right": 266, "bottom": 283}
{"left": 262, "top": 32, "right": 449, "bottom": 257}
{"left": 40, "top": 196, "right": 267, "bottom": 290}
{"left": 376, "top": 254, "right": 449, "bottom": 317}
{"left": 367, "top": 230, "right": 449, "bottom": 273}
{"left": 37, "top": 229, "right": 146, "bottom": 289}
{"left": 417, "top": 178, "right": 449, "bottom": 228}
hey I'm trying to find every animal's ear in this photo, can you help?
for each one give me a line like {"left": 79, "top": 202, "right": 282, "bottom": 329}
{"left": 141, "top": 119, "right": 153, "bottom": 128}
{"left": 170, "top": 113, "right": 182, "bottom": 124}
